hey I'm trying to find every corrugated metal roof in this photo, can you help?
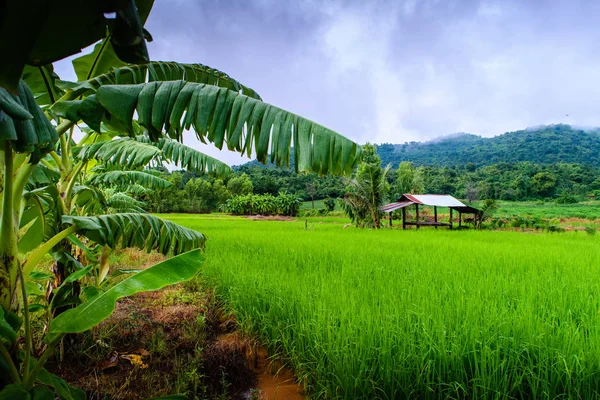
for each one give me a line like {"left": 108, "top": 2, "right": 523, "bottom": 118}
{"left": 380, "top": 201, "right": 414, "bottom": 212}
{"left": 402, "top": 194, "right": 466, "bottom": 207}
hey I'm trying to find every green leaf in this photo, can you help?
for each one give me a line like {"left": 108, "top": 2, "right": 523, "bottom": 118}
{"left": 38, "top": 368, "right": 86, "bottom": 400}
{"left": 64, "top": 265, "right": 94, "bottom": 284}
{"left": 62, "top": 213, "right": 205, "bottom": 256}
{"left": 18, "top": 202, "right": 45, "bottom": 253}
{"left": 106, "top": 193, "right": 146, "bottom": 213}
{"left": 22, "top": 65, "right": 64, "bottom": 107}
{"left": 65, "top": 61, "right": 261, "bottom": 101}
{"left": 74, "top": 137, "right": 162, "bottom": 169}
{"left": 111, "top": 268, "right": 142, "bottom": 278}
{"left": 49, "top": 249, "right": 204, "bottom": 333}
{"left": 25, "top": 281, "right": 44, "bottom": 297}
{"left": 29, "top": 271, "right": 53, "bottom": 281}
{"left": 67, "top": 234, "right": 98, "bottom": 263}
{"left": 27, "top": 303, "right": 46, "bottom": 314}
{"left": 72, "top": 185, "right": 108, "bottom": 214}
{"left": 71, "top": 0, "right": 154, "bottom": 82}
{"left": 51, "top": 289, "right": 81, "bottom": 311}
{"left": 31, "top": 386, "right": 54, "bottom": 400}
{"left": 88, "top": 170, "right": 172, "bottom": 190}
{"left": 137, "top": 136, "right": 231, "bottom": 176}
{"left": 0, "top": 308, "right": 17, "bottom": 345}
{"left": 73, "top": 40, "right": 126, "bottom": 83}
{"left": 0, "top": 0, "right": 152, "bottom": 92}
{"left": 53, "top": 81, "right": 362, "bottom": 175}
{"left": 0, "top": 384, "right": 30, "bottom": 400}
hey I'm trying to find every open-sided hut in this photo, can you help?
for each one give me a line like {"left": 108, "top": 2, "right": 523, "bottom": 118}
{"left": 380, "top": 194, "right": 481, "bottom": 229}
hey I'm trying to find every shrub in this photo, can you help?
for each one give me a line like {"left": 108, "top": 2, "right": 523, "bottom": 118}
{"left": 225, "top": 193, "right": 301, "bottom": 216}
{"left": 323, "top": 197, "right": 336, "bottom": 212}
{"left": 556, "top": 193, "right": 579, "bottom": 204}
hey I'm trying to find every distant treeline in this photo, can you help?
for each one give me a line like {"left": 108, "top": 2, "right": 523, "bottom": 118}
{"left": 141, "top": 161, "right": 600, "bottom": 213}
{"left": 140, "top": 124, "right": 600, "bottom": 213}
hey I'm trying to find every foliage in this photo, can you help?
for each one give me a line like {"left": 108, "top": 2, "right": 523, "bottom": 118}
{"left": 394, "top": 161, "right": 425, "bottom": 198}
{"left": 0, "top": 0, "right": 360, "bottom": 394}
{"left": 341, "top": 144, "right": 390, "bottom": 228}
{"left": 53, "top": 80, "right": 362, "bottom": 175}
{"left": 226, "top": 173, "right": 253, "bottom": 196}
{"left": 50, "top": 249, "right": 204, "bottom": 334}
{"left": 555, "top": 192, "right": 579, "bottom": 204}
{"left": 230, "top": 159, "right": 599, "bottom": 205}
{"left": 478, "top": 199, "right": 498, "bottom": 227}
{"left": 323, "top": 198, "right": 336, "bottom": 212}
{"left": 224, "top": 193, "right": 301, "bottom": 216}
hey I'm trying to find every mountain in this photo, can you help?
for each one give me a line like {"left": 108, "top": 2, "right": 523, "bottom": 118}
{"left": 377, "top": 124, "right": 600, "bottom": 167}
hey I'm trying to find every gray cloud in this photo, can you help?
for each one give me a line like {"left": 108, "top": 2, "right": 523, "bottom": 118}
{"left": 55, "top": 0, "right": 600, "bottom": 165}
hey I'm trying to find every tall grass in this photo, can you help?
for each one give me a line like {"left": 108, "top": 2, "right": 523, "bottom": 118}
{"left": 164, "top": 214, "right": 600, "bottom": 399}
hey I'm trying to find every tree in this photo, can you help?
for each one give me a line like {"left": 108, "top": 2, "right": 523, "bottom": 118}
{"left": 531, "top": 172, "right": 558, "bottom": 197}
{"left": 396, "top": 161, "right": 415, "bottom": 196}
{"left": 323, "top": 197, "right": 336, "bottom": 212}
{"left": 0, "top": 2, "right": 362, "bottom": 395}
{"left": 306, "top": 183, "right": 317, "bottom": 209}
{"left": 465, "top": 181, "right": 479, "bottom": 203}
{"left": 227, "top": 173, "right": 253, "bottom": 196}
{"left": 342, "top": 144, "right": 390, "bottom": 228}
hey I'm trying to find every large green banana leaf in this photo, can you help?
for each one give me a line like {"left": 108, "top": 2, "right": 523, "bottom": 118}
{"left": 88, "top": 170, "right": 172, "bottom": 189}
{"left": 49, "top": 249, "right": 204, "bottom": 333}
{"left": 138, "top": 136, "right": 231, "bottom": 176}
{"left": 52, "top": 81, "right": 362, "bottom": 175}
{"left": 22, "top": 65, "right": 64, "bottom": 108}
{"left": 74, "top": 136, "right": 231, "bottom": 175}
{"left": 105, "top": 192, "right": 147, "bottom": 213}
{"left": 71, "top": 0, "right": 155, "bottom": 82}
{"left": 74, "top": 138, "right": 162, "bottom": 169}
{"left": 63, "top": 61, "right": 261, "bottom": 101}
{"left": 0, "top": 0, "right": 152, "bottom": 93}
{"left": 62, "top": 213, "right": 205, "bottom": 256}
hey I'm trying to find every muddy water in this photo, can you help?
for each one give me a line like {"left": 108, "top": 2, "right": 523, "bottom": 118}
{"left": 216, "top": 333, "right": 305, "bottom": 399}
{"left": 252, "top": 346, "right": 304, "bottom": 400}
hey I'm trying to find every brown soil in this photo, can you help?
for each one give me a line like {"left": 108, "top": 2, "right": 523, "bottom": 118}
{"left": 244, "top": 215, "right": 295, "bottom": 222}
{"left": 44, "top": 249, "right": 305, "bottom": 399}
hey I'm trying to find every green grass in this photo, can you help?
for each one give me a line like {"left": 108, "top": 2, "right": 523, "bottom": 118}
{"left": 495, "top": 200, "right": 600, "bottom": 220}
{"left": 301, "top": 199, "right": 342, "bottom": 211}
{"left": 162, "top": 213, "right": 600, "bottom": 399}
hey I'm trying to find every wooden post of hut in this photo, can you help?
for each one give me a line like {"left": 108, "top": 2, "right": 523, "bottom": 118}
{"left": 415, "top": 204, "right": 420, "bottom": 229}
{"left": 459, "top": 212, "right": 462, "bottom": 228}
{"left": 449, "top": 208, "right": 453, "bottom": 230}
{"left": 389, "top": 212, "right": 392, "bottom": 227}
{"left": 402, "top": 207, "right": 406, "bottom": 230}
{"left": 434, "top": 206, "right": 438, "bottom": 229}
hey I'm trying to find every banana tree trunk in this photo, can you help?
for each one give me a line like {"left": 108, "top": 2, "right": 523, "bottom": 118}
{"left": 0, "top": 144, "right": 18, "bottom": 311}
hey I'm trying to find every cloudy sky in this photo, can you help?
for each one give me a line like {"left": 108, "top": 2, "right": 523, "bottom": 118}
{"left": 56, "top": 0, "right": 600, "bottom": 165}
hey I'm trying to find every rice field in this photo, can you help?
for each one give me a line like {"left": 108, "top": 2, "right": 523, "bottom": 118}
{"left": 162, "top": 213, "right": 600, "bottom": 399}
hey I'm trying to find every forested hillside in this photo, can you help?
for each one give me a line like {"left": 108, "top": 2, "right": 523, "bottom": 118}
{"left": 377, "top": 124, "right": 600, "bottom": 167}
{"left": 141, "top": 124, "right": 600, "bottom": 213}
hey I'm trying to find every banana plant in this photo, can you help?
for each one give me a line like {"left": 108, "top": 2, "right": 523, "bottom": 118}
{"left": 0, "top": 1, "right": 362, "bottom": 397}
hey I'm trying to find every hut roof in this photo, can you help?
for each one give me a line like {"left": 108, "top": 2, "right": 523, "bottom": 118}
{"left": 380, "top": 194, "right": 481, "bottom": 214}
{"left": 402, "top": 194, "right": 466, "bottom": 207}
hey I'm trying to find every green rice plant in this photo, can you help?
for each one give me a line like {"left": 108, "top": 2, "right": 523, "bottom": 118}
{"left": 165, "top": 213, "right": 600, "bottom": 399}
